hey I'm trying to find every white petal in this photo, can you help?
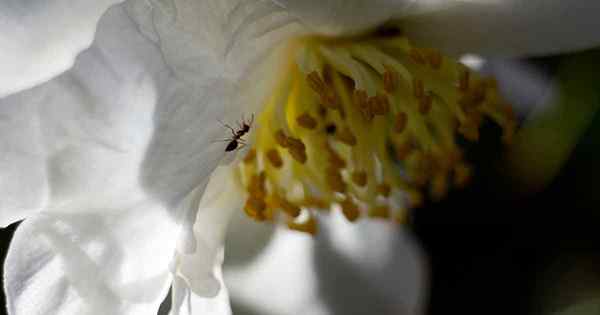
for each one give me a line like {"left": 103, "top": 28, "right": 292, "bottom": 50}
{"left": 225, "top": 228, "right": 330, "bottom": 315}
{"left": 403, "top": 0, "right": 600, "bottom": 57}
{"left": 0, "top": 5, "right": 161, "bottom": 225}
{"left": 0, "top": 4, "right": 233, "bottom": 226}
{"left": 0, "top": 0, "right": 123, "bottom": 97}
{"left": 170, "top": 271, "right": 232, "bottom": 315}
{"left": 272, "top": 0, "right": 415, "bottom": 36}
{"left": 4, "top": 204, "right": 178, "bottom": 315}
{"left": 174, "top": 166, "right": 244, "bottom": 297}
{"left": 317, "top": 211, "right": 428, "bottom": 315}
{"left": 225, "top": 212, "right": 427, "bottom": 315}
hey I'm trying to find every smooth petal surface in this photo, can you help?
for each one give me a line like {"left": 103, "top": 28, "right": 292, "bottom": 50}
{"left": 225, "top": 211, "right": 427, "bottom": 315}
{"left": 0, "top": 0, "right": 122, "bottom": 97}
{"left": 273, "top": 0, "right": 414, "bottom": 36}
{"left": 403, "top": 0, "right": 600, "bottom": 57}
{"left": 4, "top": 205, "right": 178, "bottom": 315}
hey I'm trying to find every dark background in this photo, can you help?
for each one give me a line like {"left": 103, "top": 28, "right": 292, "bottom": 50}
{"left": 1, "top": 56, "right": 599, "bottom": 315}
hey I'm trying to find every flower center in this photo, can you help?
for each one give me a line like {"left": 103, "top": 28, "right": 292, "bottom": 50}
{"left": 238, "top": 30, "right": 515, "bottom": 234}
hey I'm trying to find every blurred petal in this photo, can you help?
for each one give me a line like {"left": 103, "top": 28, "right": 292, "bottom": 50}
{"left": 0, "top": 0, "right": 123, "bottom": 97}
{"left": 225, "top": 211, "right": 427, "bottom": 315}
{"left": 403, "top": 0, "right": 600, "bottom": 57}
{"left": 272, "top": 0, "right": 414, "bottom": 36}
{"left": 481, "top": 59, "right": 556, "bottom": 115}
{"left": 174, "top": 166, "right": 244, "bottom": 297}
{"left": 315, "top": 211, "right": 427, "bottom": 315}
{"left": 4, "top": 204, "right": 178, "bottom": 315}
{"left": 225, "top": 229, "right": 330, "bottom": 315}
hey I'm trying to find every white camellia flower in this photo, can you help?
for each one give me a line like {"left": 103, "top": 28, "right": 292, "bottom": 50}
{"left": 1, "top": 1, "right": 600, "bottom": 315}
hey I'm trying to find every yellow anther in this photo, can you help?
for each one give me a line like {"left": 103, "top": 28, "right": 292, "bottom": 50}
{"left": 326, "top": 166, "right": 346, "bottom": 193}
{"left": 307, "top": 71, "right": 337, "bottom": 110}
{"left": 287, "top": 215, "right": 317, "bottom": 235}
{"left": 327, "top": 147, "right": 347, "bottom": 169}
{"left": 458, "top": 122, "right": 479, "bottom": 141}
{"left": 286, "top": 137, "right": 305, "bottom": 151}
{"left": 383, "top": 67, "right": 399, "bottom": 93}
{"left": 238, "top": 33, "right": 515, "bottom": 234}
{"left": 394, "top": 112, "right": 408, "bottom": 133}
{"left": 458, "top": 69, "right": 470, "bottom": 92}
{"left": 336, "top": 127, "right": 357, "bottom": 146}
{"left": 425, "top": 49, "right": 443, "bottom": 69}
{"left": 409, "top": 48, "right": 426, "bottom": 65}
{"left": 274, "top": 129, "right": 289, "bottom": 147}
{"left": 430, "top": 174, "right": 448, "bottom": 201}
{"left": 302, "top": 197, "right": 328, "bottom": 210}
{"left": 243, "top": 148, "right": 256, "bottom": 164}
{"left": 248, "top": 172, "right": 267, "bottom": 199}
{"left": 395, "top": 141, "right": 413, "bottom": 160}
{"left": 376, "top": 183, "right": 391, "bottom": 197}
{"left": 270, "top": 195, "right": 301, "bottom": 218}
{"left": 289, "top": 146, "right": 308, "bottom": 164}
{"left": 394, "top": 209, "right": 408, "bottom": 225}
{"left": 369, "top": 94, "right": 390, "bottom": 115}
{"left": 458, "top": 83, "right": 486, "bottom": 110}
{"left": 454, "top": 163, "right": 471, "bottom": 188}
{"left": 418, "top": 94, "right": 432, "bottom": 114}
{"left": 351, "top": 171, "right": 368, "bottom": 187}
{"left": 354, "top": 90, "right": 374, "bottom": 122}
{"left": 340, "top": 198, "right": 360, "bottom": 222}
{"left": 369, "top": 206, "right": 390, "bottom": 219}
{"left": 413, "top": 78, "right": 424, "bottom": 99}
{"left": 244, "top": 197, "right": 268, "bottom": 221}
{"left": 296, "top": 112, "right": 318, "bottom": 129}
{"left": 266, "top": 149, "right": 284, "bottom": 168}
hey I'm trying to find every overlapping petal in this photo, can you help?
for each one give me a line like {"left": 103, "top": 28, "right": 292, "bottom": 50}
{"left": 224, "top": 211, "right": 427, "bottom": 315}
{"left": 403, "top": 0, "right": 600, "bottom": 57}
{"left": 4, "top": 205, "right": 178, "bottom": 315}
{"left": 172, "top": 166, "right": 243, "bottom": 299}
{"left": 0, "top": 0, "right": 123, "bottom": 97}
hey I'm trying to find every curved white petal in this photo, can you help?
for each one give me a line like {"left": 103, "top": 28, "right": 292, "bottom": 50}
{"left": 173, "top": 166, "right": 244, "bottom": 298}
{"left": 403, "top": 0, "right": 600, "bottom": 57}
{"left": 225, "top": 228, "right": 330, "bottom": 315}
{"left": 0, "top": 5, "right": 161, "bottom": 226}
{"left": 0, "top": 0, "right": 123, "bottom": 97}
{"left": 225, "top": 212, "right": 427, "bottom": 315}
{"left": 0, "top": 4, "right": 233, "bottom": 227}
{"left": 316, "top": 211, "right": 428, "bottom": 315}
{"left": 4, "top": 205, "right": 178, "bottom": 315}
{"left": 170, "top": 268, "right": 232, "bottom": 315}
{"left": 272, "top": 0, "right": 414, "bottom": 36}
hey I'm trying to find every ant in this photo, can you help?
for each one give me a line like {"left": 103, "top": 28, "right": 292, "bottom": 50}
{"left": 215, "top": 114, "right": 254, "bottom": 152}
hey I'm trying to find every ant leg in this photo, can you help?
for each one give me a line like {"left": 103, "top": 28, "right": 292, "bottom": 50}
{"left": 218, "top": 119, "right": 237, "bottom": 136}
{"left": 211, "top": 138, "right": 234, "bottom": 143}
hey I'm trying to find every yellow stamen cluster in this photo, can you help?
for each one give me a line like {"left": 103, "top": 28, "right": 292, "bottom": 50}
{"left": 238, "top": 31, "right": 515, "bottom": 234}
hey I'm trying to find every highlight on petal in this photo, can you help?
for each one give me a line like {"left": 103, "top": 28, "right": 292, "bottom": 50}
{"left": 402, "top": 0, "right": 600, "bottom": 57}
{"left": 0, "top": 0, "right": 123, "bottom": 97}
{"left": 4, "top": 205, "right": 178, "bottom": 315}
{"left": 272, "top": 0, "right": 415, "bottom": 36}
{"left": 173, "top": 166, "right": 244, "bottom": 298}
{"left": 170, "top": 263, "right": 232, "bottom": 315}
{"left": 0, "top": 4, "right": 165, "bottom": 226}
